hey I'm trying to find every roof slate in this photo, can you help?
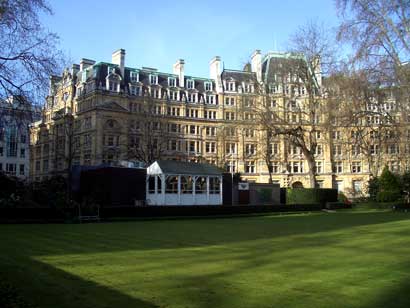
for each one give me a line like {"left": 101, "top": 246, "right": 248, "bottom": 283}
{"left": 221, "top": 70, "right": 257, "bottom": 83}
{"left": 154, "top": 160, "right": 223, "bottom": 176}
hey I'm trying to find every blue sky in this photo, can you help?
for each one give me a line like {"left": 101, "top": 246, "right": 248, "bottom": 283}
{"left": 42, "top": 0, "right": 340, "bottom": 77}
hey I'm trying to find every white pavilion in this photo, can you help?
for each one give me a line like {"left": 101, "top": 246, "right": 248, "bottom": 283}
{"left": 146, "top": 160, "right": 223, "bottom": 206}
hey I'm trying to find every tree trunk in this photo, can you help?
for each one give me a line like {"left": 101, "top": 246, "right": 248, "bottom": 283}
{"left": 306, "top": 155, "right": 317, "bottom": 188}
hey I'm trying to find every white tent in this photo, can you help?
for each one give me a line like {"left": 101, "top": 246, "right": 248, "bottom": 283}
{"left": 146, "top": 160, "right": 223, "bottom": 206}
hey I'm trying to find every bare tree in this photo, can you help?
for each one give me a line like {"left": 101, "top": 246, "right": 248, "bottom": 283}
{"left": 335, "top": 0, "right": 410, "bottom": 180}
{"left": 336, "top": 0, "right": 410, "bottom": 85}
{"left": 127, "top": 95, "right": 170, "bottom": 165}
{"left": 0, "top": 0, "right": 63, "bottom": 104}
{"left": 325, "top": 67, "right": 401, "bottom": 177}
{"left": 257, "top": 21, "right": 336, "bottom": 188}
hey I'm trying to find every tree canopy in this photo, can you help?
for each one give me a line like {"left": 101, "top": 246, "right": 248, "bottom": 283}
{"left": 0, "top": 0, "right": 63, "bottom": 105}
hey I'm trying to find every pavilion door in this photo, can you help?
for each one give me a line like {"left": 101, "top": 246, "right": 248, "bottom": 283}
{"left": 238, "top": 190, "right": 249, "bottom": 205}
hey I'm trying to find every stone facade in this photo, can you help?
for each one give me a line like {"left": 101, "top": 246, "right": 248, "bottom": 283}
{"left": 29, "top": 49, "right": 408, "bottom": 196}
{"left": 0, "top": 96, "right": 39, "bottom": 179}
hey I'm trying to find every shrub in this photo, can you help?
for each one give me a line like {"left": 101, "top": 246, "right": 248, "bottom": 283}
{"left": 376, "top": 190, "right": 401, "bottom": 202}
{"left": 31, "top": 176, "right": 68, "bottom": 208}
{"left": 376, "top": 166, "right": 401, "bottom": 202}
{"left": 338, "top": 192, "right": 351, "bottom": 205}
{"left": 379, "top": 166, "right": 400, "bottom": 192}
{"left": 400, "top": 172, "right": 410, "bottom": 203}
{"left": 367, "top": 177, "right": 379, "bottom": 201}
{"left": 0, "top": 172, "right": 26, "bottom": 201}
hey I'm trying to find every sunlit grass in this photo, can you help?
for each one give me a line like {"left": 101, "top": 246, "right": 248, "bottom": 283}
{"left": 1, "top": 211, "right": 410, "bottom": 308}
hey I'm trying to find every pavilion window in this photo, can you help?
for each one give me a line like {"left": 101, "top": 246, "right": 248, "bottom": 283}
{"left": 209, "top": 177, "right": 220, "bottom": 194}
{"left": 195, "top": 176, "right": 207, "bottom": 194}
{"left": 166, "top": 176, "right": 178, "bottom": 193}
{"left": 181, "top": 176, "right": 193, "bottom": 194}
{"left": 148, "top": 176, "right": 155, "bottom": 194}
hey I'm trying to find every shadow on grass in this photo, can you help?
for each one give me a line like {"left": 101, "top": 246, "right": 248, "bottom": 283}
{"left": 364, "top": 280, "right": 410, "bottom": 308}
{"left": 1, "top": 211, "right": 410, "bottom": 258}
{"left": 0, "top": 256, "right": 158, "bottom": 308}
{"left": 1, "top": 211, "right": 410, "bottom": 308}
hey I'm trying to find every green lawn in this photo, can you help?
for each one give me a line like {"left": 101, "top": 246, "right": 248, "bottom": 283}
{"left": 1, "top": 211, "right": 410, "bottom": 308}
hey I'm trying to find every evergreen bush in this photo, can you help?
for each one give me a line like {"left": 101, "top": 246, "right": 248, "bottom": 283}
{"left": 376, "top": 190, "right": 402, "bottom": 202}
{"left": 377, "top": 166, "right": 401, "bottom": 202}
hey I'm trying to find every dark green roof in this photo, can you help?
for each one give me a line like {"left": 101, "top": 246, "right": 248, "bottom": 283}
{"left": 154, "top": 160, "right": 223, "bottom": 176}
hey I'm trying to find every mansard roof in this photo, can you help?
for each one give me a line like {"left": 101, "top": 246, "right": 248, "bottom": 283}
{"left": 221, "top": 69, "right": 257, "bottom": 83}
{"left": 261, "top": 52, "right": 308, "bottom": 84}
{"left": 89, "top": 62, "right": 216, "bottom": 93}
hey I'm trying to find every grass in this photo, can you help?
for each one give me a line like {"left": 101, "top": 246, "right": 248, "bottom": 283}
{"left": 1, "top": 210, "right": 410, "bottom": 308}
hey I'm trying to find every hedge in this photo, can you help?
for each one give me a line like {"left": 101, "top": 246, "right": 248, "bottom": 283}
{"left": 286, "top": 188, "right": 338, "bottom": 207}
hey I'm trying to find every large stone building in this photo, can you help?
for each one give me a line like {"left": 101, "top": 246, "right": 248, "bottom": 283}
{"left": 30, "top": 49, "right": 408, "bottom": 195}
{"left": 0, "top": 96, "right": 40, "bottom": 179}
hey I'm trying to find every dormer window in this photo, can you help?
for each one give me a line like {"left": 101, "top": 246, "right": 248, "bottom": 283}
{"left": 187, "top": 93, "right": 197, "bottom": 103}
{"left": 151, "top": 88, "right": 161, "bottom": 99}
{"left": 206, "top": 95, "right": 216, "bottom": 105}
{"left": 244, "top": 83, "right": 253, "bottom": 93}
{"left": 108, "top": 67, "right": 116, "bottom": 74}
{"left": 130, "top": 71, "right": 139, "bottom": 83}
{"left": 150, "top": 75, "right": 158, "bottom": 85}
{"left": 227, "top": 81, "right": 235, "bottom": 91}
{"left": 204, "top": 82, "right": 212, "bottom": 91}
{"left": 130, "top": 85, "right": 141, "bottom": 96}
{"left": 169, "top": 90, "right": 179, "bottom": 101}
{"left": 108, "top": 81, "right": 119, "bottom": 92}
{"left": 81, "top": 71, "right": 87, "bottom": 83}
{"left": 168, "top": 77, "right": 176, "bottom": 87}
{"left": 187, "top": 80, "right": 194, "bottom": 89}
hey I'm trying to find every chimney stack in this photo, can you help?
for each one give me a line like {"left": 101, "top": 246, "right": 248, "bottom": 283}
{"left": 80, "top": 58, "right": 95, "bottom": 71}
{"left": 251, "top": 50, "right": 262, "bottom": 82}
{"left": 112, "top": 49, "right": 125, "bottom": 77}
{"left": 209, "top": 56, "right": 223, "bottom": 93}
{"left": 173, "top": 59, "right": 185, "bottom": 87}
{"left": 209, "top": 56, "right": 221, "bottom": 80}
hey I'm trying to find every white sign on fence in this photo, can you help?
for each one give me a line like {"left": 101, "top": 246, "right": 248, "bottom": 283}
{"left": 238, "top": 182, "right": 249, "bottom": 190}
